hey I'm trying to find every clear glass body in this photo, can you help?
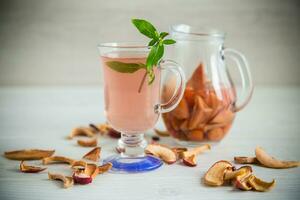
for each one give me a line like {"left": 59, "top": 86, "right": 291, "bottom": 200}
{"left": 162, "top": 25, "right": 253, "bottom": 144}
{"left": 98, "top": 42, "right": 186, "bottom": 172}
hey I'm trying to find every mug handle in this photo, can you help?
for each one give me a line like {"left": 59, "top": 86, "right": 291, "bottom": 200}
{"left": 155, "top": 59, "right": 186, "bottom": 114}
{"left": 224, "top": 48, "right": 254, "bottom": 112}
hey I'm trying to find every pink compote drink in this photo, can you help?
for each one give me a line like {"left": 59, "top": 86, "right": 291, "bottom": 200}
{"left": 101, "top": 52, "right": 161, "bottom": 133}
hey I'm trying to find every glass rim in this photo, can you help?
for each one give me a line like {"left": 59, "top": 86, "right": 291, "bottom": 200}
{"left": 98, "top": 42, "right": 150, "bottom": 49}
{"left": 171, "top": 24, "right": 225, "bottom": 38}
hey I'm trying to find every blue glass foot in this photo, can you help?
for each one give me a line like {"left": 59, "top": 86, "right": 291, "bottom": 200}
{"left": 104, "top": 155, "right": 163, "bottom": 173}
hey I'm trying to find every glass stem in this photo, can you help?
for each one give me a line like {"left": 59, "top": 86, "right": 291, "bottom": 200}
{"left": 118, "top": 133, "right": 147, "bottom": 157}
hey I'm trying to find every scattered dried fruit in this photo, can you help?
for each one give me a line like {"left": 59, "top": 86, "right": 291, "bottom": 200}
{"left": 82, "top": 147, "right": 101, "bottom": 162}
{"left": 171, "top": 147, "right": 188, "bottom": 159}
{"left": 182, "top": 144, "right": 211, "bottom": 167}
{"left": 234, "top": 156, "right": 258, "bottom": 164}
{"left": 42, "top": 156, "right": 75, "bottom": 165}
{"left": 4, "top": 149, "right": 55, "bottom": 160}
{"left": 151, "top": 136, "right": 160, "bottom": 141}
{"left": 154, "top": 129, "right": 170, "bottom": 137}
{"left": 107, "top": 128, "right": 121, "bottom": 138}
{"left": 204, "top": 160, "right": 233, "bottom": 186}
{"left": 204, "top": 160, "right": 276, "bottom": 192}
{"left": 77, "top": 138, "right": 98, "bottom": 147}
{"left": 20, "top": 161, "right": 47, "bottom": 173}
{"left": 248, "top": 175, "right": 276, "bottom": 192}
{"left": 48, "top": 172, "right": 74, "bottom": 188}
{"left": 98, "top": 162, "right": 113, "bottom": 174}
{"left": 68, "top": 127, "right": 96, "bottom": 139}
{"left": 255, "top": 146, "right": 300, "bottom": 169}
{"left": 145, "top": 144, "right": 177, "bottom": 164}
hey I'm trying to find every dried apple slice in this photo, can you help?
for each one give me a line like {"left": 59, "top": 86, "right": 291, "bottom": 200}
{"left": 42, "top": 156, "right": 75, "bottom": 165}
{"left": 98, "top": 162, "right": 113, "bottom": 174}
{"left": 224, "top": 166, "right": 252, "bottom": 181}
{"left": 182, "top": 144, "right": 211, "bottom": 166}
{"left": 67, "top": 127, "right": 96, "bottom": 139}
{"left": 171, "top": 147, "right": 188, "bottom": 159}
{"left": 172, "top": 98, "right": 189, "bottom": 119}
{"left": 48, "top": 172, "right": 74, "bottom": 188}
{"left": 234, "top": 174, "right": 253, "bottom": 191}
{"left": 20, "top": 161, "right": 47, "bottom": 173}
{"left": 4, "top": 149, "right": 55, "bottom": 160}
{"left": 204, "top": 160, "right": 233, "bottom": 186}
{"left": 188, "top": 96, "right": 212, "bottom": 129}
{"left": 207, "top": 128, "right": 224, "bottom": 141}
{"left": 72, "top": 163, "right": 98, "bottom": 184}
{"left": 210, "top": 110, "right": 234, "bottom": 124}
{"left": 154, "top": 129, "right": 170, "bottom": 137}
{"left": 71, "top": 160, "right": 87, "bottom": 172}
{"left": 234, "top": 156, "right": 258, "bottom": 164}
{"left": 186, "top": 130, "right": 204, "bottom": 141}
{"left": 82, "top": 147, "right": 101, "bottom": 162}
{"left": 187, "top": 63, "right": 206, "bottom": 92}
{"left": 77, "top": 138, "right": 98, "bottom": 147}
{"left": 247, "top": 175, "right": 276, "bottom": 192}
{"left": 255, "top": 146, "right": 300, "bottom": 168}
{"left": 145, "top": 144, "right": 177, "bottom": 164}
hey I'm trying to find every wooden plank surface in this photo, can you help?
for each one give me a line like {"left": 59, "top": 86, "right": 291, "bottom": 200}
{"left": 0, "top": 86, "right": 299, "bottom": 200}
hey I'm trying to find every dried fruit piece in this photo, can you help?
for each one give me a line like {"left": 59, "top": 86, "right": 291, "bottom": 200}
{"left": 107, "top": 128, "right": 121, "bottom": 138}
{"left": 72, "top": 172, "right": 92, "bottom": 184}
{"left": 145, "top": 144, "right": 177, "bottom": 164}
{"left": 154, "top": 129, "right": 170, "bottom": 137}
{"left": 224, "top": 166, "right": 252, "bottom": 181}
{"left": 248, "top": 175, "right": 276, "bottom": 192}
{"left": 20, "top": 161, "right": 47, "bottom": 173}
{"left": 48, "top": 172, "right": 74, "bottom": 188}
{"left": 172, "top": 98, "right": 189, "bottom": 119}
{"left": 234, "top": 173, "right": 253, "bottom": 191}
{"left": 211, "top": 110, "right": 234, "bottom": 124}
{"left": 204, "top": 160, "right": 233, "bottom": 186}
{"left": 207, "top": 128, "right": 224, "bottom": 141}
{"left": 98, "top": 162, "right": 113, "bottom": 174}
{"left": 71, "top": 160, "right": 87, "bottom": 171}
{"left": 182, "top": 144, "right": 211, "bottom": 166}
{"left": 42, "top": 156, "right": 75, "bottom": 165}
{"left": 187, "top": 63, "right": 206, "bottom": 92}
{"left": 234, "top": 156, "right": 258, "bottom": 164}
{"left": 186, "top": 130, "right": 204, "bottom": 141}
{"left": 4, "top": 149, "right": 55, "bottom": 160}
{"left": 171, "top": 147, "right": 188, "bottom": 159}
{"left": 188, "top": 96, "right": 212, "bottom": 130}
{"left": 82, "top": 147, "right": 101, "bottom": 162}
{"left": 68, "top": 127, "right": 96, "bottom": 139}
{"left": 255, "top": 146, "right": 300, "bottom": 169}
{"left": 77, "top": 138, "right": 98, "bottom": 147}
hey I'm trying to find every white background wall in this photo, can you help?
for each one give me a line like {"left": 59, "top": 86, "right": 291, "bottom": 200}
{"left": 0, "top": 0, "right": 299, "bottom": 86}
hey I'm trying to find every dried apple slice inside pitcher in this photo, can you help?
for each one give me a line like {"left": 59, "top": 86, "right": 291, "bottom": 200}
{"left": 187, "top": 63, "right": 206, "bottom": 92}
{"left": 4, "top": 149, "right": 55, "bottom": 160}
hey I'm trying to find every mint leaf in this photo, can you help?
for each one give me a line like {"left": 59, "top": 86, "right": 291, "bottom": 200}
{"left": 148, "top": 38, "right": 157, "bottom": 46}
{"left": 106, "top": 61, "right": 146, "bottom": 73}
{"left": 163, "top": 39, "right": 176, "bottom": 45}
{"left": 146, "top": 44, "right": 164, "bottom": 68}
{"left": 131, "top": 19, "right": 157, "bottom": 39}
{"left": 160, "top": 32, "right": 169, "bottom": 39}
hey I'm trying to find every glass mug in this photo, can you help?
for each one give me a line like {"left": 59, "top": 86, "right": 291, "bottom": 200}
{"left": 162, "top": 24, "right": 253, "bottom": 145}
{"left": 98, "top": 43, "right": 185, "bottom": 173}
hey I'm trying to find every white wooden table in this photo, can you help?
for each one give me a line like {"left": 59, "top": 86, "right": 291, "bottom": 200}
{"left": 0, "top": 86, "right": 299, "bottom": 200}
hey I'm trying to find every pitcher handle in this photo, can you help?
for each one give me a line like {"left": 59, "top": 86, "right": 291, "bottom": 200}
{"left": 155, "top": 59, "right": 186, "bottom": 114}
{"left": 224, "top": 48, "right": 254, "bottom": 112}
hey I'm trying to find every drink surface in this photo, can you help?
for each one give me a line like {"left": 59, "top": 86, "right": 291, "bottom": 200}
{"left": 101, "top": 52, "right": 160, "bottom": 133}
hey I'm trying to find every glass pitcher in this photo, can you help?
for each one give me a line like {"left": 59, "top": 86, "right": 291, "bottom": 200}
{"left": 162, "top": 24, "right": 253, "bottom": 144}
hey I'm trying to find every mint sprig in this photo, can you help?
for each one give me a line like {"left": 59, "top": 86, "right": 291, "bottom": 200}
{"left": 131, "top": 19, "right": 176, "bottom": 84}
